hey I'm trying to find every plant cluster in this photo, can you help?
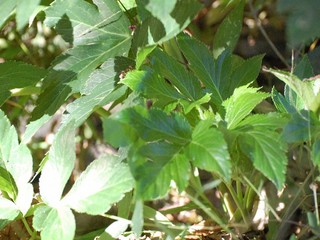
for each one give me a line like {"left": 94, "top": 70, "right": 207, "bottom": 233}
{"left": 0, "top": 0, "right": 320, "bottom": 239}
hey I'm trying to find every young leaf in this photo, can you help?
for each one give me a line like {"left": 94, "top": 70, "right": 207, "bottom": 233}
{"left": 122, "top": 69, "right": 185, "bottom": 106}
{"left": 186, "top": 120, "right": 231, "bottom": 180}
{"left": 32, "top": 0, "right": 131, "bottom": 120}
{"left": 213, "top": 0, "right": 245, "bottom": 57}
{"left": 223, "top": 85, "right": 269, "bottom": 129}
{"left": 39, "top": 121, "right": 75, "bottom": 206}
{"left": 240, "top": 130, "right": 287, "bottom": 189}
{"left": 33, "top": 205, "right": 75, "bottom": 240}
{"left": 114, "top": 106, "right": 192, "bottom": 145}
{"left": 61, "top": 155, "right": 134, "bottom": 215}
{"left": 0, "top": 198, "right": 19, "bottom": 221}
{"left": 0, "top": 62, "right": 46, "bottom": 106}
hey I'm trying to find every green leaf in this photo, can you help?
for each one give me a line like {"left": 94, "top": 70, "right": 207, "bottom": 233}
{"left": 131, "top": 199, "right": 144, "bottom": 238}
{"left": 186, "top": 120, "right": 231, "bottom": 180}
{"left": 122, "top": 69, "right": 185, "bottom": 106}
{"left": 136, "top": 46, "right": 156, "bottom": 69}
{"left": 103, "top": 117, "right": 138, "bottom": 147}
{"left": 271, "top": 87, "right": 296, "bottom": 113}
{"left": 223, "top": 85, "right": 269, "bottom": 129}
{"left": 294, "top": 55, "right": 314, "bottom": 79}
{"left": 0, "top": 198, "right": 19, "bottom": 220}
{"left": 33, "top": 205, "right": 75, "bottom": 240}
{"left": 236, "top": 113, "right": 288, "bottom": 130}
{"left": 240, "top": 130, "right": 287, "bottom": 189}
{"left": 61, "top": 57, "right": 133, "bottom": 127}
{"left": 0, "top": 110, "right": 33, "bottom": 213}
{"left": 312, "top": 139, "right": 320, "bottom": 169}
{"left": 134, "top": 0, "right": 202, "bottom": 46}
{"left": 16, "top": 0, "right": 41, "bottom": 30}
{"left": 150, "top": 48, "right": 203, "bottom": 101}
{"left": 39, "top": 121, "right": 75, "bottom": 206}
{"left": 0, "top": 62, "right": 47, "bottom": 106}
{"left": 225, "top": 54, "right": 264, "bottom": 98}
{"left": 277, "top": 0, "right": 320, "bottom": 47}
{"left": 0, "top": 167, "right": 17, "bottom": 199}
{"left": 32, "top": 0, "right": 131, "bottom": 120}
{"left": 100, "top": 220, "right": 129, "bottom": 239}
{"left": 266, "top": 68, "right": 316, "bottom": 111}
{"left": 177, "top": 36, "right": 224, "bottom": 106}
{"left": 114, "top": 106, "right": 192, "bottom": 145}
{"left": 213, "top": 0, "right": 245, "bottom": 57}
{"left": 0, "top": 1, "right": 15, "bottom": 28}
{"left": 129, "top": 141, "right": 183, "bottom": 199}
{"left": 61, "top": 155, "right": 133, "bottom": 215}
{"left": 282, "top": 110, "right": 320, "bottom": 143}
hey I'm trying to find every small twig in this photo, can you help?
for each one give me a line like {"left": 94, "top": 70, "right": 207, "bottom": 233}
{"left": 248, "top": 0, "right": 290, "bottom": 69}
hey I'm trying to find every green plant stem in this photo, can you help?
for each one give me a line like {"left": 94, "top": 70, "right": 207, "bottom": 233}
{"left": 21, "top": 217, "right": 38, "bottom": 239}
{"left": 225, "top": 182, "right": 249, "bottom": 226}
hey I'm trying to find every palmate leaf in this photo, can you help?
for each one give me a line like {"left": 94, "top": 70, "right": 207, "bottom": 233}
{"left": 239, "top": 130, "right": 287, "bottom": 189}
{"left": 39, "top": 121, "right": 75, "bottom": 206}
{"left": 0, "top": 62, "right": 47, "bottom": 106}
{"left": 150, "top": 48, "right": 203, "bottom": 101}
{"left": 110, "top": 106, "right": 192, "bottom": 145}
{"left": 186, "top": 120, "right": 231, "bottom": 180}
{"left": 177, "top": 36, "right": 224, "bottom": 106}
{"left": 31, "top": 0, "right": 131, "bottom": 120}
{"left": 122, "top": 70, "right": 185, "bottom": 106}
{"left": 61, "top": 155, "right": 133, "bottom": 215}
{"left": 223, "top": 85, "right": 269, "bottom": 129}
{"left": 33, "top": 205, "right": 75, "bottom": 240}
{"left": 129, "top": 141, "right": 187, "bottom": 199}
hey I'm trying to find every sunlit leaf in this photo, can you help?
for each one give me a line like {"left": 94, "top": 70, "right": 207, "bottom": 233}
{"left": 223, "top": 85, "right": 269, "bottom": 129}
{"left": 0, "top": 198, "right": 19, "bottom": 220}
{"left": 62, "top": 155, "right": 133, "bottom": 215}
{"left": 186, "top": 120, "right": 231, "bottom": 180}
{"left": 39, "top": 121, "right": 75, "bottom": 206}
{"left": 33, "top": 205, "right": 75, "bottom": 240}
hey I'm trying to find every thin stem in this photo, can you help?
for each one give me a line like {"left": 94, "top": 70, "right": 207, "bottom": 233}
{"left": 248, "top": 0, "right": 290, "bottom": 69}
{"left": 21, "top": 217, "right": 38, "bottom": 239}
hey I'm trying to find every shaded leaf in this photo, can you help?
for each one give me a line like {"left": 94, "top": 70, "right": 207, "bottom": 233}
{"left": 312, "top": 139, "right": 320, "bottom": 169}
{"left": 271, "top": 87, "right": 296, "bottom": 113}
{"left": 240, "top": 130, "right": 287, "bottom": 189}
{"left": 150, "top": 48, "right": 203, "bottom": 101}
{"left": 129, "top": 141, "right": 183, "bottom": 199}
{"left": 213, "top": 0, "right": 245, "bottom": 57}
{"left": 277, "top": 0, "right": 320, "bottom": 47}
{"left": 114, "top": 106, "right": 192, "bottom": 145}
{"left": 186, "top": 120, "right": 231, "bottom": 180}
{"left": 33, "top": 205, "right": 75, "bottom": 240}
{"left": 282, "top": 110, "right": 320, "bottom": 143}
{"left": 0, "top": 62, "right": 46, "bottom": 106}
{"left": 178, "top": 36, "right": 224, "bottom": 106}
{"left": 39, "top": 121, "right": 75, "bottom": 206}
{"left": 236, "top": 113, "right": 288, "bottom": 130}
{"left": 62, "top": 155, "right": 133, "bottom": 215}
{"left": 134, "top": 0, "right": 201, "bottom": 46}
